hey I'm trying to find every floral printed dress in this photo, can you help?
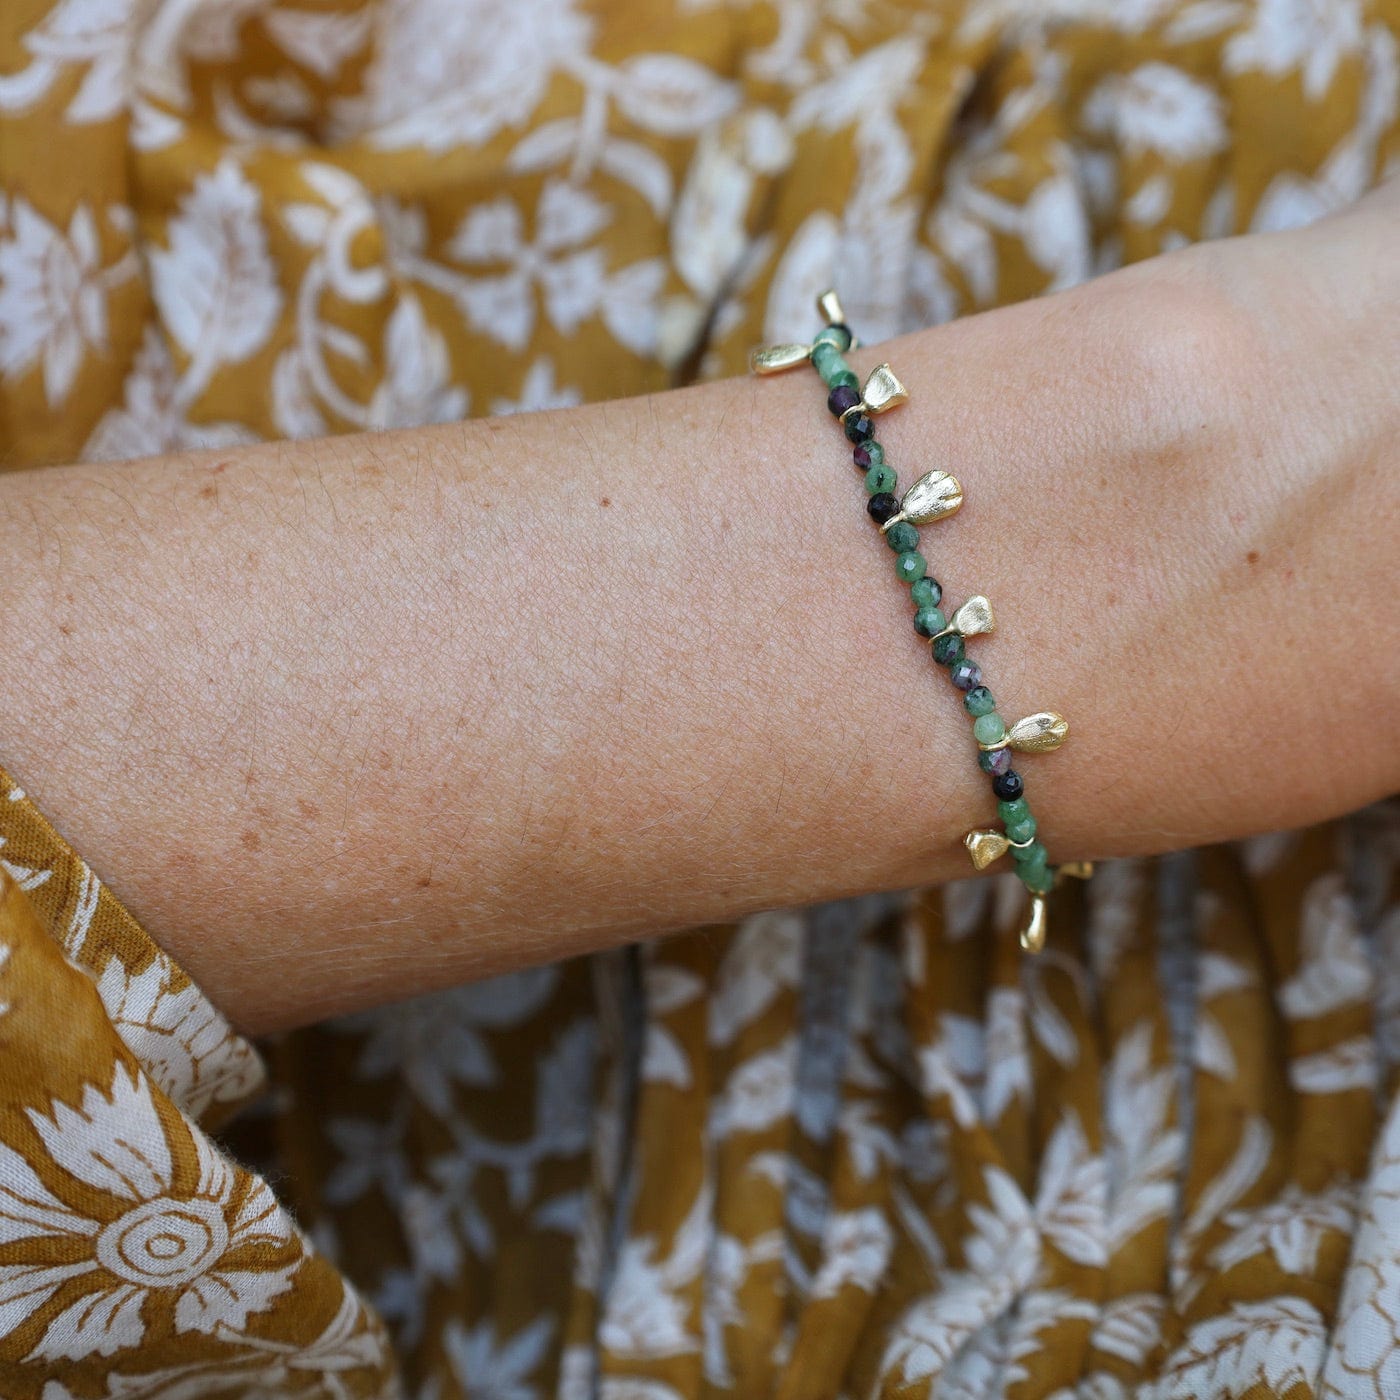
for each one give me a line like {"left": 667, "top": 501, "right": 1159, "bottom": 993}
{"left": 1, "top": 1, "right": 1399, "bottom": 1397}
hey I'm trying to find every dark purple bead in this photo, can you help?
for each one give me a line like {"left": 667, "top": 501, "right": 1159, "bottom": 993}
{"left": 828, "top": 384, "right": 860, "bottom": 418}
{"left": 853, "top": 443, "right": 873, "bottom": 470}
{"left": 978, "top": 747, "right": 1014, "bottom": 777}
{"left": 867, "top": 492, "right": 899, "bottom": 525}
{"left": 949, "top": 659, "right": 982, "bottom": 692}
{"left": 843, "top": 412, "right": 874, "bottom": 444}
{"left": 992, "top": 770, "right": 1024, "bottom": 801}
{"left": 931, "top": 633, "right": 965, "bottom": 666}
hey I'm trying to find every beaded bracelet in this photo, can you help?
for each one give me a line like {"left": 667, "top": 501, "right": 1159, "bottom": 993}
{"left": 750, "top": 291, "right": 1092, "bottom": 952}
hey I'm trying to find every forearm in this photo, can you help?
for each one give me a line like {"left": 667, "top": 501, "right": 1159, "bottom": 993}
{"left": 2, "top": 196, "right": 1396, "bottom": 1035}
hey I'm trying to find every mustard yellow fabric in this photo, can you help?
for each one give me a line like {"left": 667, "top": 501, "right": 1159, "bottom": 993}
{"left": 2, "top": 3, "right": 1399, "bottom": 1398}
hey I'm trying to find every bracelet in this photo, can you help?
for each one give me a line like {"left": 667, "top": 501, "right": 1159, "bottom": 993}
{"left": 750, "top": 291, "right": 1092, "bottom": 953}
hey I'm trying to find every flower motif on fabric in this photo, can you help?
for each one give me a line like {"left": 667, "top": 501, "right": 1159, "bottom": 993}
{"left": 0, "top": 1062, "right": 300, "bottom": 1363}
{"left": 0, "top": 197, "right": 137, "bottom": 407}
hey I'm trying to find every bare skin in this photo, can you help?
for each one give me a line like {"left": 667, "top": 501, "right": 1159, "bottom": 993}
{"left": 1, "top": 185, "right": 1396, "bottom": 1036}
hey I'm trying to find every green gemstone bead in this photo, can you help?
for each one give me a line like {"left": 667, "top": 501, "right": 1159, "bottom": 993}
{"left": 931, "top": 633, "right": 964, "bottom": 666}
{"left": 862, "top": 441, "right": 886, "bottom": 468}
{"left": 914, "top": 607, "right": 946, "bottom": 637}
{"left": 885, "top": 521, "right": 919, "bottom": 553}
{"left": 1021, "top": 864, "right": 1055, "bottom": 895}
{"left": 811, "top": 343, "right": 842, "bottom": 380}
{"left": 1005, "top": 813, "right": 1038, "bottom": 844}
{"left": 964, "top": 686, "right": 996, "bottom": 718}
{"left": 864, "top": 463, "right": 897, "bottom": 495}
{"left": 894, "top": 550, "right": 926, "bottom": 584}
{"left": 827, "top": 368, "right": 859, "bottom": 394}
{"left": 910, "top": 576, "right": 941, "bottom": 609}
{"left": 998, "top": 797, "right": 1031, "bottom": 826}
{"left": 973, "top": 712, "right": 1007, "bottom": 746}
{"left": 813, "top": 324, "right": 852, "bottom": 352}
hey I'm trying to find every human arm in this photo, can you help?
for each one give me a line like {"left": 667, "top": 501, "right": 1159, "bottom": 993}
{"left": 2, "top": 187, "right": 1396, "bottom": 1035}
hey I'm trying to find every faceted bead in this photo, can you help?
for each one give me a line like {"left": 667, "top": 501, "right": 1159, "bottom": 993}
{"left": 864, "top": 464, "right": 897, "bottom": 495}
{"left": 867, "top": 492, "right": 899, "bottom": 525}
{"left": 1021, "top": 865, "right": 1056, "bottom": 895}
{"left": 814, "top": 323, "right": 853, "bottom": 352}
{"left": 828, "top": 384, "right": 860, "bottom": 418}
{"left": 964, "top": 686, "right": 996, "bottom": 718}
{"left": 811, "top": 343, "right": 842, "bottom": 381}
{"left": 1005, "top": 812, "right": 1037, "bottom": 843}
{"left": 949, "top": 659, "right": 982, "bottom": 692}
{"left": 932, "top": 633, "right": 964, "bottom": 666}
{"left": 910, "top": 576, "right": 941, "bottom": 609}
{"left": 1013, "top": 842, "right": 1050, "bottom": 882}
{"left": 973, "top": 712, "right": 1007, "bottom": 746}
{"left": 854, "top": 441, "right": 885, "bottom": 470}
{"left": 885, "top": 521, "right": 919, "bottom": 553}
{"left": 844, "top": 412, "right": 875, "bottom": 443}
{"left": 913, "top": 607, "right": 946, "bottom": 638}
{"left": 992, "top": 771, "right": 1024, "bottom": 802}
{"left": 978, "top": 747, "right": 1014, "bottom": 776}
{"left": 998, "top": 797, "right": 1031, "bottom": 827}
{"left": 895, "top": 551, "right": 926, "bottom": 584}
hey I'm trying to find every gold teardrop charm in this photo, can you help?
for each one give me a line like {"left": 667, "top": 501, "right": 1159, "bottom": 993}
{"left": 1007, "top": 712, "right": 1069, "bottom": 753}
{"left": 950, "top": 595, "right": 995, "bottom": 638}
{"left": 896, "top": 470, "right": 963, "bottom": 526}
{"left": 1020, "top": 894, "right": 1048, "bottom": 953}
{"left": 859, "top": 363, "right": 908, "bottom": 415}
{"left": 750, "top": 342, "right": 812, "bottom": 375}
{"left": 964, "top": 828, "right": 1010, "bottom": 870}
{"left": 816, "top": 289, "right": 847, "bottom": 325}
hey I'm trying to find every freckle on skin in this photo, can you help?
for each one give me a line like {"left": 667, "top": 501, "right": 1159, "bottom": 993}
{"left": 296, "top": 798, "right": 321, "bottom": 819}
{"left": 240, "top": 829, "right": 261, "bottom": 851}
{"left": 600, "top": 497, "right": 611, "bottom": 507}
{"left": 58, "top": 622, "right": 73, "bottom": 636}
{"left": 1247, "top": 550, "right": 1260, "bottom": 565}
{"left": 198, "top": 484, "right": 217, "bottom": 500}
{"left": 417, "top": 874, "right": 432, "bottom": 888}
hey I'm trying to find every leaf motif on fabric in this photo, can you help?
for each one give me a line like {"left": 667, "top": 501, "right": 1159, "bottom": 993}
{"left": 1153, "top": 1296, "right": 1327, "bottom": 1398}
{"left": 1279, "top": 872, "right": 1372, "bottom": 1019}
{"left": 149, "top": 158, "right": 281, "bottom": 384}
{"left": 263, "top": 8, "right": 373, "bottom": 80}
{"left": 1036, "top": 1113, "right": 1108, "bottom": 1267}
{"left": 1212, "top": 1180, "right": 1356, "bottom": 1277}
{"left": 708, "top": 911, "right": 804, "bottom": 1046}
{"left": 1290, "top": 1036, "right": 1378, "bottom": 1095}
{"left": 612, "top": 54, "right": 739, "bottom": 137}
